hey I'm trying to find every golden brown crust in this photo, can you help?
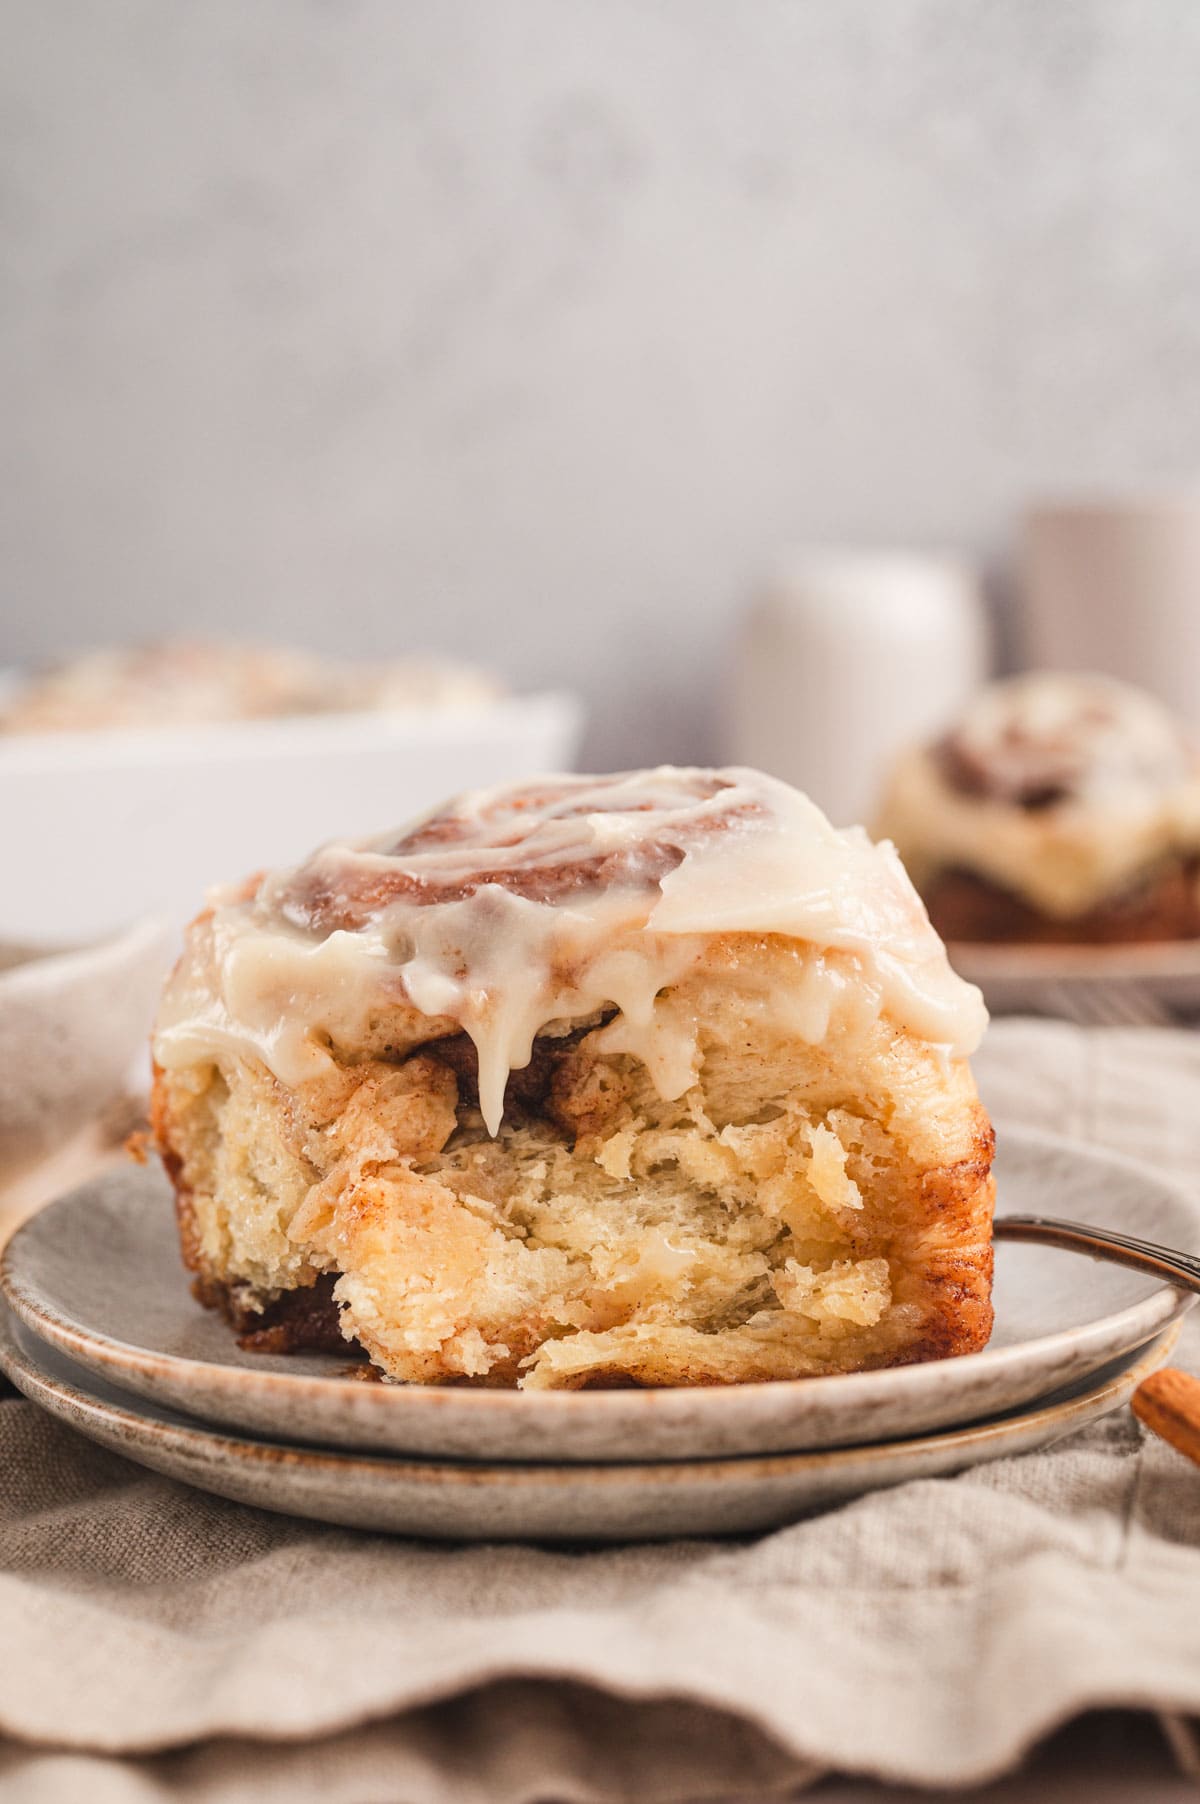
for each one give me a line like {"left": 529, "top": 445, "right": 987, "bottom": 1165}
{"left": 193, "top": 1270, "right": 350, "bottom": 1355}
{"left": 901, "top": 1109, "right": 996, "bottom": 1362}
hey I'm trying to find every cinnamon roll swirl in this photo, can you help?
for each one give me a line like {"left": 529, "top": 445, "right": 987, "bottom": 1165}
{"left": 152, "top": 766, "right": 995, "bottom": 1389}
{"left": 877, "top": 673, "right": 1200, "bottom": 944}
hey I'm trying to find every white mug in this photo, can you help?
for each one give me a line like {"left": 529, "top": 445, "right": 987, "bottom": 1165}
{"left": 1022, "top": 493, "right": 1200, "bottom": 724}
{"left": 727, "top": 550, "right": 989, "bottom": 827}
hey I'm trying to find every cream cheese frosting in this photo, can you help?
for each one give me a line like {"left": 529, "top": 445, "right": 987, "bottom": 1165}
{"left": 877, "top": 674, "right": 1200, "bottom": 919}
{"left": 155, "top": 766, "right": 987, "bottom": 1133}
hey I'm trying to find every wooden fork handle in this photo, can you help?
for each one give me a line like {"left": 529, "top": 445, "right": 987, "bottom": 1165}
{"left": 1132, "top": 1369, "right": 1200, "bottom": 1468}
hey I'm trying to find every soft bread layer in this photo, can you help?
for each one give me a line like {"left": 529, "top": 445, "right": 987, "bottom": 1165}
{"left": 154, "top": 936, "right": 994, "bottom": 1388}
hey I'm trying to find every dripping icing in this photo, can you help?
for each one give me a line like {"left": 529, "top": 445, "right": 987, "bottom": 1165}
{"left": 154, "top": 766, "right": 988, "bottom": 1132}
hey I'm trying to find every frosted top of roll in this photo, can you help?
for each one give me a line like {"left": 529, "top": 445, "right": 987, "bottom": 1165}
{"left": 937, "top": 672, "right": 1194, "bottom": 807}
{"left": 878, "top": 675, "right": 1200, "bottom": 918}
{"left": 155, "top": 766, "right": 988, "bottom": 1133}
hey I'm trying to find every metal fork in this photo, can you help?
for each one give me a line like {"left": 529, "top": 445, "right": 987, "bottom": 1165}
{"left": 994, "top": 1216, "right": 1200, "bottom": 1471}
{"left": 994, "top": 1213, "right": 1200, "bottom": 1291}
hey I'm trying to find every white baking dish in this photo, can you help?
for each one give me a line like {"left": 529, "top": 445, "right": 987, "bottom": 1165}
{"left": 0, "top": 692, "right": 582, "bottom": 943}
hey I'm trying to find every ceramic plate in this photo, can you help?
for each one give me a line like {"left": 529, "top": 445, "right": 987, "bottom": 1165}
{"left": 2, "top": 1126, "right": 1195, "bottom": 1462}
{"left": 0, "top": 1307, "right": 1178, "bottom": 1543}
{"left": 951, "top": 937, "right": 1200, "bottom": 1018}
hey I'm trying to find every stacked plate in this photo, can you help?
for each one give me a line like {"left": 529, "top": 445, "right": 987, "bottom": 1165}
{"left": 1, "top": 1126, "right": 1195, "bottom": 1543}
{"left": 951, "top": 938, "right": 1200, "bottom": 1023}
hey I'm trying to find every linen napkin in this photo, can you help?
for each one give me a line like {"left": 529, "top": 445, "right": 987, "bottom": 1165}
{"left": 2, "top": 1018, "right": 1199, "bottom": 1803}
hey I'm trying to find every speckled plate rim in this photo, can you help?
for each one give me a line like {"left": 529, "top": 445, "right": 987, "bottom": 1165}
{"left": 2, "top": 1123, "right": 1196, "bottom": 1463}
{"left": 960, "top": 938, "right": 1200, "bottom": 981}
{"left": 950, "top": 937, "right": 1200, "bottom": 984}
{"left": 950, "top": 940, "right": 1200, "bottom": 1019}
{"left": 0, "top": 1307, "right": 1179, "bottom": 1541}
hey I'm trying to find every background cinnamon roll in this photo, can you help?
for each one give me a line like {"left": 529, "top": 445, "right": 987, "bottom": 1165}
{"left": 877, "top": 674, "right": 1200, "bottom": 945}
{"left": 152, "top": 766, "right": 994, "bottom": 1389}
{"left": 0, "top": 639, "right": 500, "bottom": 734}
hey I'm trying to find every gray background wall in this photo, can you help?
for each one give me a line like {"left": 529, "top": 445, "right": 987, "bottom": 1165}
{"left": 3, "top": 0, "right": 1200, "bottom": 765}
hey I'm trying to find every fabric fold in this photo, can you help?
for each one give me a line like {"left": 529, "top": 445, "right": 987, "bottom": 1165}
{"left": 0, "top": 1020, "right": 1198, "bottom": 1801}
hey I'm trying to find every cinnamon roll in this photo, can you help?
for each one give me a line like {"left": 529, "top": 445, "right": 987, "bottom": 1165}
{"left": 0, "top": 640, "right": 500, "bottom": 734}
{"left": 877, "top": 674, "right": 1200, "bottom": 944}
{"left": 151, "top": 767, "right": 995, "bottom": 1389}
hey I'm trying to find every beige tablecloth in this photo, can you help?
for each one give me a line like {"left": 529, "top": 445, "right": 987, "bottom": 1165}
{"left": 2, "top": 1019, "right": 1200, "bottom": 1802}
